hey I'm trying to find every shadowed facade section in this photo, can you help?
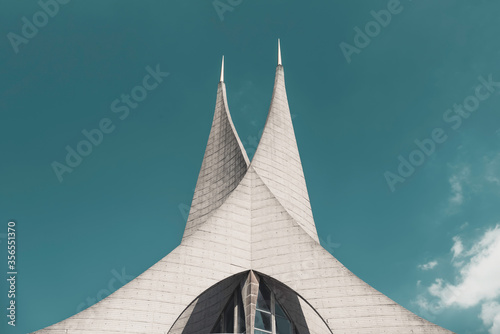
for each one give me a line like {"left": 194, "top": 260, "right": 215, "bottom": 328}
{"left": 168, "top": 273, "right": 246, "bottom": 333}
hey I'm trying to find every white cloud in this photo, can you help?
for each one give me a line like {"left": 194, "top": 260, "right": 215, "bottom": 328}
{"left": 484, "top": 154, "right": 500, "bottom": 186}
{"left": 451, "top": 236, "right": 464, "bottom": 259}
{"left": 428, "top": 225, "right": 500, "bottom": 308}
{"left": 418, "top": 260, "right": 438, "bottom": 271}
{"left": 414, "top": 294, "right": 443, "bottom": 319}
{"left": 486, "top": 175, "right": 500, "bottom": 186}
{"left": 480, "top": 302, "right": 500, "bottom": 334}
{"left": 450, "top": 178, "right": 464, "bottom": 204}
{"left": 417, "top": 225, "right": 500, "bottom": 333}
{"left": 448, "top": 166, "right": 470, "bottom": 207}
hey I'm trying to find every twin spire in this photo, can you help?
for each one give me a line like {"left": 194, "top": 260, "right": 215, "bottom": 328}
{"left": 219, "top": 39, "right": 282, "bottom": 83}
{"left": 185, "top": 39, "right": 319, "bottom": 242}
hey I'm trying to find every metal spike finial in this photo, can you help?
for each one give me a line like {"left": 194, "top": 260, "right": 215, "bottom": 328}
{"left": 278, "top": 39, "right": 282, "bottom": 66}
{"left": 220, "top": 55, "right": 224, "bottom": 82}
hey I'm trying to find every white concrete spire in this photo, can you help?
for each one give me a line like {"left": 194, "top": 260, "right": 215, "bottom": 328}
{"left": 278, "top": 39, "right": 282, "bottom": 65}
{"left": 220, "top": 55, "right": 224, "bottom": 82}
{"left": 251, "top": 56, "right": 319, "bottom": 242}
{"left": 183, "top": 55, "right": 249, "bottom": 239}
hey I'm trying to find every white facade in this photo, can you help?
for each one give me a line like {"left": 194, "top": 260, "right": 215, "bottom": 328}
{"left": 34, "top": 47, "right": 454, "bottom": 334}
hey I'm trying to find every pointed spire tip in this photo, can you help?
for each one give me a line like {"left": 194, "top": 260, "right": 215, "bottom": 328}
{"left": 220, "top": 55, "right": 224, "bottom": 82}
{"left": 278, "top": 39, "right": 282, "bottom": 66}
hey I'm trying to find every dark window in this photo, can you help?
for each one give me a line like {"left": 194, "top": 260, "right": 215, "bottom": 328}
{"left": 211, "top": 287, "right": 246, "bottom": 333}
{"left": 254, "top": 281, "right": 295, "bottom": 334}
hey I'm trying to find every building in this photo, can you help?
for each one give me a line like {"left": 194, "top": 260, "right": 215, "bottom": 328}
{"left": 35, "top": 41, "right": 454, "bottom": 334}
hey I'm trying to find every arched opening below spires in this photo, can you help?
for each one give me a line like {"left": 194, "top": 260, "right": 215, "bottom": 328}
{"left": 169, "top": 271, "right": 330, "bottom": 334}
{"left": 210, "top": 278, "right": 297, "bottom": 334}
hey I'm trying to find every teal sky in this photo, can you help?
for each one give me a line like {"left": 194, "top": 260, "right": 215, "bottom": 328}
{"left": 1, "top": 1, "right": 500, "bottom": 333}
